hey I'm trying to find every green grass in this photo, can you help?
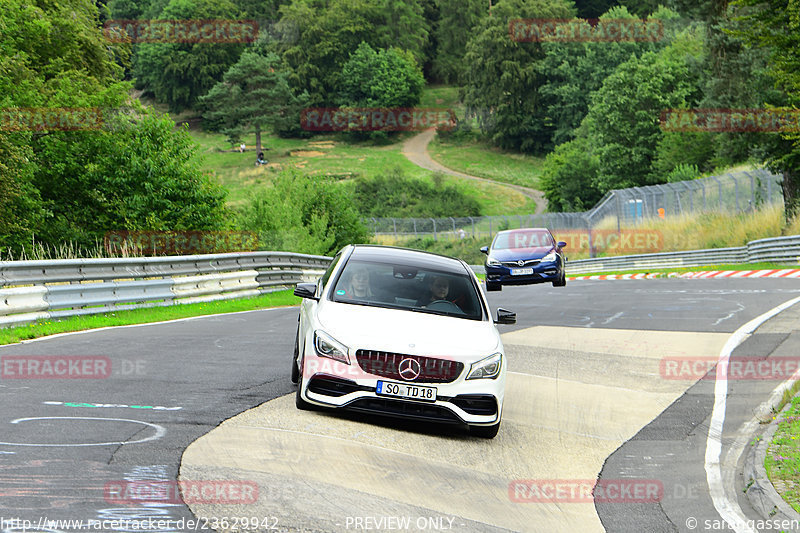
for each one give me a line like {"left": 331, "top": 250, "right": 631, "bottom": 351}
{"left": 0, "top": 290, "right": 300, "bottom": 346}
{"left": 189, "top": 128, "right": 539, "bottom": 215}
{"left": 419, "top": 85, "right": 462, "bottom": 109}
{"left": 428, "top": 136, "right": 545, "bottom": 189}
{"left": 765, "top": 393, "right": 800, "bottom": 513}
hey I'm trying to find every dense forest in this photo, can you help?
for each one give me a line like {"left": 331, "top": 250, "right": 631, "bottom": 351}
{"left": 1, "top": 0, "right": 797, "bottom": 255}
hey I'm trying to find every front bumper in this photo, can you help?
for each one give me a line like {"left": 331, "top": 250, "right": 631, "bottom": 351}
{"left": 485, "top": 261, "right": 562, "bottom": 285}
{"left": 299, "top": 355, "right": 504, "bottom": 427}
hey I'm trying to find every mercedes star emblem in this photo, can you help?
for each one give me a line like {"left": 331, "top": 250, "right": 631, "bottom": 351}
{"left": 398, "top": 358, "right": 421, "bottom": 381}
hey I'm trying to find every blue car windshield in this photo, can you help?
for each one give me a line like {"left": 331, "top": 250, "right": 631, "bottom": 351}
{"left": 493, "top": 230, "right": 553, "bottom": 250}
{"left": 331, "top": 260, "right": 484, "bottom": 321}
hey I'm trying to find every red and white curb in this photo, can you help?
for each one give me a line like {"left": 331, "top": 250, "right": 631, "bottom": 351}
{"left": 567, "top": 269, "right": 800, "bottom": 281}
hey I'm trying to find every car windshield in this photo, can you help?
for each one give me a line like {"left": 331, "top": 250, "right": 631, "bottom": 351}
{"left": 493, "top": 229, "right": 553, "bottom": 250}
{"left": 331, "top": 260, "right": 483, "bottom": 320}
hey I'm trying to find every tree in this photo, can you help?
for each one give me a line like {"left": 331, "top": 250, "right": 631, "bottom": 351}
{"left": 573, "top": 0, "right": 619, "bottom": 18}
{"left": 275, "top": 0, "right": 389, "bottom": 105}
{"left": 337, "top": 43, "right": 425, "bottom": 108}
{"left": 0, "top": 136, "right": 42, "bottom": 254}
{"left": 461, "top": 0, "right": 576, "bottom": 153}
{"left": 585, "top": 27, "right": 705, "bottom": 191}
{"left": 132, "top": 0, "right": 246, "bottom": 111}
{"left": 377, "top": 0, "right": 430, "bottom": 66}
{"left": 539, "top": 136, "right": 603, "bottom": 211}
{"left": 33, "top": 110, "right": 229, "bottom": 247}
{"left": 274, "top": 0, "right": 430, "bottom": 106}
{"left": 200, "top": 51, "right": 309, "bottom": 156}
{"left": 431, "top": 0, "right": 486, "bottom": 83}
{"left": 537, "top": 6, "right": 674, "bottom": 146}
{"left": 730, "top": 0, "right": 800, "bottom": 215}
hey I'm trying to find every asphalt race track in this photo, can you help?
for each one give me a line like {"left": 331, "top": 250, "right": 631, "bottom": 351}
{"left": 1, "top": 278, "right": 800, "bottom": 533}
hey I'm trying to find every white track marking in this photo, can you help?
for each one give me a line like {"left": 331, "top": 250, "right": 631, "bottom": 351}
{"left": 0, "top": 417, "right": 166, "bottom": 447}
{"left": 705, "top": 295, "right": 800, "bottom": 532}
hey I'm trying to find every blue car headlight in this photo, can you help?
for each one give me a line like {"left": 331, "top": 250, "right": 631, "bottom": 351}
{"left": 486, "top": 256, "right": 501, "bottom": 267}
{"left": 541, "top": 251, "right": 557, "bottom": 263}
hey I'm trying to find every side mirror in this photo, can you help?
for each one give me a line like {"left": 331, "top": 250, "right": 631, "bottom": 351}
{"left": 480, "top": 246, "right": 489, "bottom": 254}
{"left": 293, "top": 282, "right": 319, "bottom": 301}
{"left": 557, "top": 241, "right": 567, "bottom": 248}
{"left": 495, "top": 308, "right": 516, "bottom": 325}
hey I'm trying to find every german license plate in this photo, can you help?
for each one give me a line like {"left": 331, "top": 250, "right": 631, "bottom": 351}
{"left": 511, "top": 268, "right": 534, "bottom": 276}
{"left": 376, "top": 381, "right": 437, "bottom": 402}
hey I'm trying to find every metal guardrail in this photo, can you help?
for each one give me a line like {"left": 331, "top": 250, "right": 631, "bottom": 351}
{"left": 0, "top": 252, "right": 332, "bottom": 328}
{"left": 564, "top": 235, "right": 800, "bottom": 274}
{"left": 469, "top": 235, "right": 800, "bottom": 275}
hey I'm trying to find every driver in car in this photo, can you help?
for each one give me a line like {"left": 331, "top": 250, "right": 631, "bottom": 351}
{"left": 417, "top": 275, "right": 455, "bottom": 308}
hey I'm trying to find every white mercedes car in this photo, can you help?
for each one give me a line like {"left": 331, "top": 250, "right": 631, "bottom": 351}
{"left": 291, "top": 244, "right": 515, "bottom": 438}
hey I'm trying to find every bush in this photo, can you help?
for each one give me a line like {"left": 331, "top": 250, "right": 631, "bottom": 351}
{"left": 237, "top": 170, "right": 370, "bottom": 256}
{"left": 353, "top": 167, "right": 481, "bottom": 218}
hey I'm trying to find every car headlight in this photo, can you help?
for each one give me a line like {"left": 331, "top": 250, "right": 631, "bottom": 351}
{"left": 466, "top": 352, "right": 502, "bottom": 380}
{"left": 314, "top": 330, "right": 350, "bottom": 364}
{"left": 541, "top": 251, "right": 557, "bottom": 263}
{"left": 486, "top": 256, "right": 501, "bottom": 267}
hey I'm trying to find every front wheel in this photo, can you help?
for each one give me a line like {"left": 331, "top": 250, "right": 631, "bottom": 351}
{"left": 469, "top": 421, "right": 500, "bottom": 439}
{"left": 552, "top": 270, "right": 566, "bottom": 287}
{"left": 290, "top": 325, "right": 300, "bottom": 384}
{"left": 486, "top": 281, "right": 502, "bottom": 292}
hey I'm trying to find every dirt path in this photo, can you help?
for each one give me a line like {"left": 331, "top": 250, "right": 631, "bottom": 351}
{"left": 402, "top": 128, "right": 548, "bottom": 214}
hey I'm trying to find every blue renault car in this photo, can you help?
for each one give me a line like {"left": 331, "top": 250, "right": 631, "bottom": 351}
{"left": 480, "top": 228, "right": 567, "bottom": 291}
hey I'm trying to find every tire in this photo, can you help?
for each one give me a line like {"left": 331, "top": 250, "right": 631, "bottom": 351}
{"left": 486, "top": 281, "right": 502, "bottom": 292}
{"left": 470, "top": 421, "right": 500, "bottom": 439}
{"left": 552, "top": 270, "right": 566, "bottom": 287}
{"left": 290, "top": 325, "right": 300, "bottom": 385}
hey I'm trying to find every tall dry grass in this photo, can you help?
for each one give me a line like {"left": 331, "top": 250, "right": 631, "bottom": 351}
{"left": 591, "top": 204, "right": 786, "bottom": 254}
